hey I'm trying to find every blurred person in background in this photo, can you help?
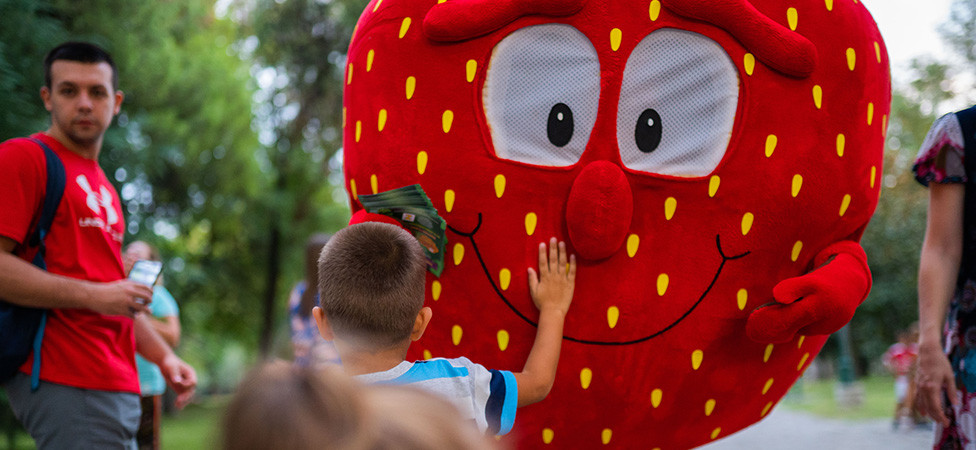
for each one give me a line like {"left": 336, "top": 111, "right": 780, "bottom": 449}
{"left": 124, "top": 240, "right": 181, "bottom": 450}
{"left": 288, "top": 234, "right": 340, "bottom": 368}
{"left": 883, "top": 323, "right": 920, "bottom": 430}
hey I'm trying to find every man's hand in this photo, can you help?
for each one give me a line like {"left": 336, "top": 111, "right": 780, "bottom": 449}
{"left": 85, "top": 279, "right": 153, "bottom": 318}
{"left": 528, "top": 237, "right": 577, "bottom": 316}
{"left": 158, "top": 353, "right": 197, "bottom": 409}
{"left": 915, "top": 343, "right": 958, "bottom": 427}
{"left": 0, "top": 236, "right": 152, "bottom": 314}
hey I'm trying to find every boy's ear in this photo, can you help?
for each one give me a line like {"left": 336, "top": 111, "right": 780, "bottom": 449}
{"left": 410, "top": 307, "right": 433, "bottom": 342}
{"left": 312, "top": 306, "right": 335, "bottom": 341}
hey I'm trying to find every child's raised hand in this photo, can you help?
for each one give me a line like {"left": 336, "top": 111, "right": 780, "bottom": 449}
{"left": 528, "top": 237, "right": 577, "bottom": 315}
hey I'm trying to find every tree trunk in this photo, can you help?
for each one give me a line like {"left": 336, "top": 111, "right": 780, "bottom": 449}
{"left": 259, "top": 219, "right": 281, "bottom": 357}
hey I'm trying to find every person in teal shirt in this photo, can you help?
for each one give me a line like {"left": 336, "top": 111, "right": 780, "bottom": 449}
{"left": 124, "top": 241, "right": 181, "bottom": 450}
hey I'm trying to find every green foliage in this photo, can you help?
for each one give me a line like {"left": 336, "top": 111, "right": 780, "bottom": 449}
{"left": 0, "top": 0, "right": 372, "bottom": 388}
{"left": 851, "top": 88, "right": 937, "bottom": 367}
{"left": 48, "top": 0, "right": 275, "bottom": 374}
{"left": 0, "top": 390, "right": 27, "bottom": 450}
{"left": 846, "top": 0, "right": 975, "bottom": 375}
{"left": 235, "top": 0, "right": 369, "bottom": 243}
{"left": 228, "top": 0, "right": 367, "bottom": 354}
{"left": 0, "top": 0, "right": 65, "bottom": 139}
{"left": 941, "top": 0, "right": 976, "bottom": 86}
{"left": 0, "top": 0, "right": 278, "bottom": 389}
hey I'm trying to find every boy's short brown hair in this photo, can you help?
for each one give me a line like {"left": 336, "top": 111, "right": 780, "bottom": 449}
{"left": 317, "top": 222, "right": 427, "bottom": 349}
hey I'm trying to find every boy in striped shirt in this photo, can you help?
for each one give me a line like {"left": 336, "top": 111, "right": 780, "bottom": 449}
{"left": 312, "top": 222, "right": 576, "bottom": 435}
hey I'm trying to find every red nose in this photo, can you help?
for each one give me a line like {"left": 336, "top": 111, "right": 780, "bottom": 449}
{"left": 566, "top": 161, "right": 634, "bottom": 261}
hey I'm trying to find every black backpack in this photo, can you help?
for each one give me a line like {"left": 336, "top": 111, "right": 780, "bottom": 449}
{"left": 0, "top": 138, "right": 66, "bottom": 391}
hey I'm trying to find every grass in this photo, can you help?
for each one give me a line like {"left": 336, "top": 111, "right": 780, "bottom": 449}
{"left": 781, "top": 374, "right": 902, "bottom": 421}
{"left": 0, "top": 431, "right": 33, "bottom": 450}
{"left": 160, "top": 396, "right": 228, "bottom": 450}
{"left": 0, "top": 396, "right": 229, "bottom": 450}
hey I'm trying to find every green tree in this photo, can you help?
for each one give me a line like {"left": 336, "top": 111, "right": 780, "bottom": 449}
{"left": 0, "top": 0, "right": 275, "bottom": 391}
{"left": 941, "top": 0, "right": 975, "bottom": 87}
{"left": 230, "top": 0, "right": 367, "bottom": 355}
{"left": 0, "top": 0, "right": 376, "bottom": 388}
{"left": 0, "top": 0, "right": 67, "bottom": 139}
{"left": 853, "top": 90, "right": 934, "bottom": 367}
{"left": 59, "top": 0, "right": 270, "bottom": 388}
{"left": 848, "top": 0, "right": 973, "bottom": 373}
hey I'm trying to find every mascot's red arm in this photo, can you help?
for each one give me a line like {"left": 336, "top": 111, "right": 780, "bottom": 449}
{"left": 747, "top": 241, "right": 872, "bottom": 343}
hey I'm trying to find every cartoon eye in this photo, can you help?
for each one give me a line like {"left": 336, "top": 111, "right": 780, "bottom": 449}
{"left": 617, "top": 29, "right": 739, "bottom": 177}
{"left": 635, "top": 108, "right": 663, "bottom": 153}
{"left": 547, "top": 103, "right": 574, "bottom": 148}
{"left": 484, "top": 24, "right": 600, "bottom": 167}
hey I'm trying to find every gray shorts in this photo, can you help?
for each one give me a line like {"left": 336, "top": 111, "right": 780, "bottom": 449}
{"left": 3, "top": 373, "right": 140, "bottom": 449}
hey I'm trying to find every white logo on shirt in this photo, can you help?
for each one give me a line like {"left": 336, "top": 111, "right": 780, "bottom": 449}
{"left": 76, "top": 174, "right": 118, "bottom": 226}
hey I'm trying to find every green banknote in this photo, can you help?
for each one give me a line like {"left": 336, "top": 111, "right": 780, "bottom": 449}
{"left": 358, "top": 184, "right": 447, "bottom": 276}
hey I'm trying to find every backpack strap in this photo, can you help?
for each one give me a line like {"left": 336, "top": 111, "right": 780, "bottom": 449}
{"left": 25, "top": 137, "right": 66, "bottom": 392}
{"left": 26, "top": 138, "right": 66, "bottom": 269}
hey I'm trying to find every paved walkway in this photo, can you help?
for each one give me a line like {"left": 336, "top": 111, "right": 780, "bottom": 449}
{"left": 698, "top": 407, "right": 934, "bottom": 449}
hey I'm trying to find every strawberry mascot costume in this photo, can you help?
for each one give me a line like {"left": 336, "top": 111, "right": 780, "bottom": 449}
{"left": 341, "top": 0, "right": 890, "bottom": 447}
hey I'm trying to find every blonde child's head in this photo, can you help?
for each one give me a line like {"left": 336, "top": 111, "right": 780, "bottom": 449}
{"left": 365, "top": 384, "right": 500, "bottom": 450}
{"left": 221, "top": 361, "right": 374, "bottom": 450}
{"left": 222, "top": 361, "right": 498, "bottom": 450}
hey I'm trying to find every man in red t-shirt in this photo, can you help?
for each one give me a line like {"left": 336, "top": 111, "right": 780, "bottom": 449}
{"left": 0, "top": 41, "right": 197, "bottom": 449}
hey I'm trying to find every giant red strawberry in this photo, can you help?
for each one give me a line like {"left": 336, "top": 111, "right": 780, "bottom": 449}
{"left": 342, "top": 0, "right": 889, "bottom": 448}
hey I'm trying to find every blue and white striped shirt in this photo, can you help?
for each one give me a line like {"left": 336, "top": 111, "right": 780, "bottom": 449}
{"left": 356, "top": 357, "right": 518, "bottom": 435}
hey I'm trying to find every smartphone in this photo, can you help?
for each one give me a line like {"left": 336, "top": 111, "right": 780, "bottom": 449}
{"left": 129, "top": 259, "right": 163, "bottom": 287}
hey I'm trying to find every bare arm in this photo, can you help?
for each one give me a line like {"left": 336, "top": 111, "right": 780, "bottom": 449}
{"left": 915, "top": 182, "right": 964, "bottom": 426}
{"left": 514, "top": 238, "right": 576, "bottom": 407}
{"left": 0, "top": 236, "right": 151, "bottom": 317}
{"left": 135, "top": 314, "right": 196, "bottom": 407}
{"left": 149, "top": 315, "right": 181, "bottom": 348}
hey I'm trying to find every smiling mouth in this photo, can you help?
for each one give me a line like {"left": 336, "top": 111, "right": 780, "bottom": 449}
{"left": 448, "top": 213, "right": 749, "bottom": 346}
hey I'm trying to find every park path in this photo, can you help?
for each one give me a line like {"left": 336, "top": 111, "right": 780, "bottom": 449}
{"left": 697, "top": 407, "right": 934, "bottom": 449}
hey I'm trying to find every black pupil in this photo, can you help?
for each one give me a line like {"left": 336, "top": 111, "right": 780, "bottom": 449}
{"left": 547, "top": 103, "right": 574, "bottom": 147}
{"left": 636, "top": 108, "right": 663, "bottom": 153}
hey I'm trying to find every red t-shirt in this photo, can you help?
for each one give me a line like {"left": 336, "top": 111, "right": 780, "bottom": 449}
{"left": 0, "top": 133, "right": 138, "bottom": 393}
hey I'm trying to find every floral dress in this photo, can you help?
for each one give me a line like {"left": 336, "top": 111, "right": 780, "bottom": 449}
{"left": 914, "top": 107, "right": 976, "bottom": 449}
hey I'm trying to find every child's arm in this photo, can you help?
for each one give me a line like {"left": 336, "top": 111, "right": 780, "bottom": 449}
{"left": 514, "top": 237, "right": 576, "bottom": 407}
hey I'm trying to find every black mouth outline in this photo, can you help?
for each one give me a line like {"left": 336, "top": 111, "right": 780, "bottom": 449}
{"left": 447, "top": 213, "right": 750, "bottom": 346}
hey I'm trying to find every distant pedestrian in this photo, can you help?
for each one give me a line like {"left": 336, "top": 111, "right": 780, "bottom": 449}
{"left": 124, "top": 241, "right": 182, "bottom": 450}
{"left": 288, "top": 234, "right": 340, "bottom": 368}
{"left": 883, "top": 324, "right": 919, "bottom": 430}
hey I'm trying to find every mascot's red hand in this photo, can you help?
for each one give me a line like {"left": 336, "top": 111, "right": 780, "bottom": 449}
{"left": 746, "top": 241, "right": 871, "bottom": 343}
